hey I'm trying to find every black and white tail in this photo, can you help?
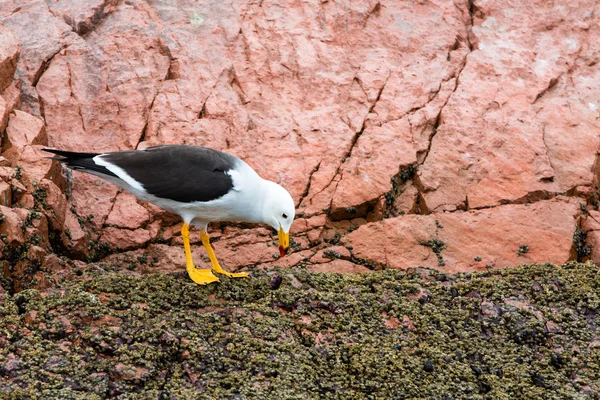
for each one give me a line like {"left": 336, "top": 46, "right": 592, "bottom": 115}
{"left": 43, "top": 148, "right": 118, "bottom": 178}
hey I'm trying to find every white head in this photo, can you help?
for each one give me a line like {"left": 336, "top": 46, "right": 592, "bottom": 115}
{"left": 262, "top": 180, "right": 295, "bottom": 256}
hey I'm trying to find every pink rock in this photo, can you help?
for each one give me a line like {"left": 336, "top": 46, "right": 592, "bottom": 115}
{"left": 0, "top": 98, "right": 8, "bottom": 140}
{"left": 146, "top": 220, "right": 162, "bottom": 241}
{"left": 143, "top": 243, "right": 185, "bottom": 274}
{"left": 263, "top": 249, "right": 314, "bottom": 269}
{"left": 306, "top": 228, "right": 323, "bottom": 244}
{"left": 61, "top": 208, "right": 90, "bottom": 259}
{"left": 586, "top": 230, "right": 600, "bottom": 265}
{"left": 0, "top": 181, "right": 10, "bottom": 207}
{"left": 290, "top": 215, "right": 327, "bottom": 235}
{"left": 211, "top": 239, "right": 276, "bottom": 270}
{"left": 311, "top": 246, "right": 352, "bottom": 264}
{"left": 382, "top": 313, "right": 401, "bottom": 329}
{"left": 417, "top": 1, "right": 599, "bottom": 212}
{"left": 3, "top": 145, "right": 64, "bottom": 186}
{"left": 0, "top": 81, "right": 22, "bottom": 134}
{"left": 0, "top": 205, "right": 27, "bottom": 248}
{"left": 3, "top": 81, "right": 21, "bottom": 109}
{"left": 584, "top": 210, "right": 600, "bottom": 264}
{"left": 392, "top": 183, "right": 420, "bottom": 216}
{"left": 0, "top": 206, "right": 50, "bottom": 289}
{"left": 0, "top": 0, "right": 78, "bottom": 115}
{"left": 0, "top": 24, "right": 19, "bottom": 93}
{"left": 2, "top": 0, "right": 595, "bottom": 277}
{"left": 37, "top": 24, "right": 170, "bottom": 151}
{"left": 5, "top": 178, "right": 31, "bottom": 208}
{"left": 45, "top": 0, "right": 119, "bottom": 35}
{"left": 100, "top": 227, "right": 151, "bottom": 252}
{"left": 105, "top": 192, "right": 150, "bottom": 230}
{"left": 308, "top": 260, "right": 370, "bottom": 274}
{"left": 38, "top": 178, "right": 68, "bottom": 228}
{"left": 343, "top": 198, "right": 580, "bottom": 273}
{"left": 583, "top": 210, "right": 600, "bottom": 232}
{"left": 44, "top": 253, "right": 67, "bottom": 272}
{"left": 69, "top": 173, "right": 119, "bottom": 229}
{"left": 330, "top": 119, "right": 418, "bottom": 220}
{"left": 3, "top": 111, "right": 47, "bottom": 151}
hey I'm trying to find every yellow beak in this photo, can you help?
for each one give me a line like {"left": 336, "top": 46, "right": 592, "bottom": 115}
{"left": 278, "top": 226, "right": 289, "bottom": 257}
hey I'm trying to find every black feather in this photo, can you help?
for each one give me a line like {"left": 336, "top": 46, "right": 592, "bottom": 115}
{"left": 42, "top": 148, "right": 118, "bottom": 178}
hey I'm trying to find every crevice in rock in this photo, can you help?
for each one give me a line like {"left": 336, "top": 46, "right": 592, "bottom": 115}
{"left": 417, "top": 111, "right": 442, "bottom": 166}
{"left": 229, "top": 67, "right": 249, "bottom": 105}
{"left": 592, "top": 152, "right": 600, "bottom": 200}
{"left": 303, "top": 73, "right": 391, "bottom": 214}
{"left": 329, "top": 197, "right": 379, "bottom": 221}
{"left": 533, "top": 77, "right": 559, "bottom": 104}
{"left": 102, "top": 189, "right": 122, "bottom": 230}
{"left": 135, "top": 90, "right": 159, "bottom": 149}
{"left": 466, "top": 189, "right": 574, "bottom": 212}
{"left": 297, "top": 161, "right": 321, "bottom": 208}
{"left": 156, "top": 39, "right": 180, "bottom": 81}
{"left": 46, "top": 0, "right": 119, "bottom": 38}
{"left": 38, "top": 93, "right": 47, "bottom": 129}
{"left": 137, "top": 122, "right": 148, "bottom": 148}
{"left": 465, "top": 0, "right": 475, "bottom": 49}
{"left": 164, "top": 58, "right": 180, "bottom": 81}
{"left": 362, "top": 1, "right": 381, "bottom": 28}
{"left": 198, "top": 101, "right": 207, "bottom": 119}
{"left": 196, "top": 68, "right": 228, "bottom": 120}
{"left": 63, "top": 55, "right": 89, "bottom": 137}
{"left": 465, "top": 0, "right": 482, "bottom": 51}
{"left": 418, "top": 5, "right": 473, "bottom": 168}
{"left": 382, "top": 164, "right": 418, "bottom": 218}
{"left": 76, "top": 107, "right": 87, "bottom": 136}
{"left": 540, "top": 124, "right": 557, "bottom": 180}
{"left": 32, "top": 45, "right": 66, "bottom": 88}
{"left": 345, "top": 71, "right": 390, "bottom": 159}
{"left": 570, "top": 216, "right": 592, "bottom": 262}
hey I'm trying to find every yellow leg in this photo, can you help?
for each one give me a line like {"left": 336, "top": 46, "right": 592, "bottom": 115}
{"left": 182, "top": 223, "right": 219, "bottom": 285}
{"left": 200, "top": 229, "right": 249, "bottom": 278}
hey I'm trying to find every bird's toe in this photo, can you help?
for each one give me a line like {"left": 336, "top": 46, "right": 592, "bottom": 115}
{"left": 187, "top": 268, "right": 220, "bottom": 285}
{"left": 217, "top": 271, "right": 250, "bottom": 279}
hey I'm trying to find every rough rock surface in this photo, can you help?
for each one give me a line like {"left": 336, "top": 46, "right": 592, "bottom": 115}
{"left": 343, "top": 198, "right": 580, "bottom": 273}
{"left": 0, "top": 0, "right": 599, "bottom": 289}
{"left": 0, "top": 262, "right": 599, "bottom": 397}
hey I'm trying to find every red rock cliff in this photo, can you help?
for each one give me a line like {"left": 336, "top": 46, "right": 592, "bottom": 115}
{"left": 0, "top": 0, "right": 599, "bottom": 290}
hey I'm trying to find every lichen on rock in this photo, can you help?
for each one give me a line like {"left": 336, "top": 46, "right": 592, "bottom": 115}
{"left": 1, "top": 262, "right": 599, "bottom": 398}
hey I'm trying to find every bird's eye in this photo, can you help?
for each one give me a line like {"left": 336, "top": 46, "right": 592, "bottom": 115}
{"left": 282, "top": 213, "right": 288, "bottom": 219}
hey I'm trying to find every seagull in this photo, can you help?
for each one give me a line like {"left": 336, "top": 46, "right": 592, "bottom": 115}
{"left": 44, "top": 145, "right": 295, "bottom": 285}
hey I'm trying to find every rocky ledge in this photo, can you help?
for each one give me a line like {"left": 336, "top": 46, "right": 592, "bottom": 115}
{"left": 1, "top": 262, "right": 599, "bottom": 398}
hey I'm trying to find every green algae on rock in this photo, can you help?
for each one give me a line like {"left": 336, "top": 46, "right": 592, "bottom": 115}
{"left": 0, "top": 262, "right": 599, "bottom": 399}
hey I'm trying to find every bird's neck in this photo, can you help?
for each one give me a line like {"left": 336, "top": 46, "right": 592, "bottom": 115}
{"left": 234, "top": 178, "right": 271, "bottom": 225}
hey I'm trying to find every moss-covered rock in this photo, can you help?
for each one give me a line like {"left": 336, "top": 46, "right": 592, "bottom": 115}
{"left": 0, "top": 262, "right": 599, "bottom": 399}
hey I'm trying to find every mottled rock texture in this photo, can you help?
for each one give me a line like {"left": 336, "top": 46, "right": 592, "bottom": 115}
{"left": 0, "top": 0, "right": 599, "bottom": 286}
{"left": 1, "top": 262, "right": 599, "bottom": 397}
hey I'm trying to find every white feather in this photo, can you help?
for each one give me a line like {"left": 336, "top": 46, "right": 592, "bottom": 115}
{"left": 93, "top": 155, "right": 146, "bottom": 192}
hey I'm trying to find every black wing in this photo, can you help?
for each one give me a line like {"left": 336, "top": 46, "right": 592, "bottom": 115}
{"left": 45, "top": 145, "right": 238, "bottom": 203}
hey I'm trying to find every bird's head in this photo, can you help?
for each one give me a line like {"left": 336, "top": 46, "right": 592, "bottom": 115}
{"left": 262, "top": 181, "right": 295, "bottom": 257}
